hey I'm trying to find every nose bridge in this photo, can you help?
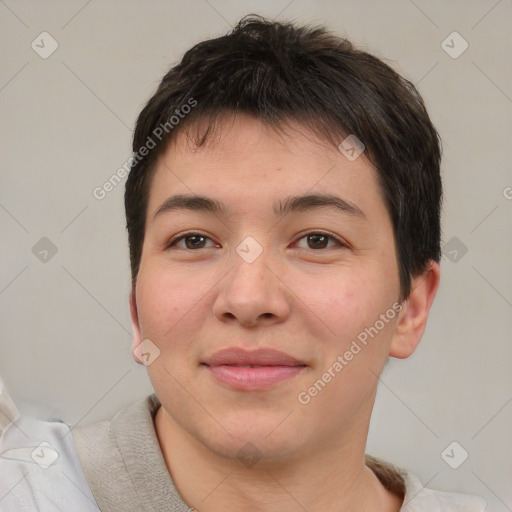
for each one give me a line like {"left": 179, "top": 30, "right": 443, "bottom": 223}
{"left": 213, "top": 234, "right": 290, "bottom": 325}
{"left": 230, "top": 234, "right": 275, "bottom": 297}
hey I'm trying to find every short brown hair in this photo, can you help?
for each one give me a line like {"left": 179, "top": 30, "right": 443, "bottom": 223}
{"left": 125, "top": 14, "right": 442, "bottom": 301}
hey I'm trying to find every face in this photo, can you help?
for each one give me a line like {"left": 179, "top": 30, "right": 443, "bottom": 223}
{"left": 130, "top": 114, "right": 404, "bottom": 462}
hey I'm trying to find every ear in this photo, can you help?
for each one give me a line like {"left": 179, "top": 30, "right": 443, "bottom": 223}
{"left": 129, "top": 290, "right": 143, "bottom": 364}
{"left": 389, "top": 260, "right": 441, "bottom": 359}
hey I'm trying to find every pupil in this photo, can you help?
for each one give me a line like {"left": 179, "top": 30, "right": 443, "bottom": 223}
{"left": 184, "top": 234, "right": 328, "bottom": 250}
{"left": 187, "top": 235, "right": 205, "bottom": 249}
{"left": 309, "top": 234, "right": 327, "bottom": 249}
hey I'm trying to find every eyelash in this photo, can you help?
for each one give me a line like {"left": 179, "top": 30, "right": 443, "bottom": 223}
{"left": 166, "top": 230, "right": 347, "bottom": 251}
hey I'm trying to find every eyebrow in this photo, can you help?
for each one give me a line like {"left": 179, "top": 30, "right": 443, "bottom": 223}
{"left": 153, "top": 193, "right": 367, "bottom": 221}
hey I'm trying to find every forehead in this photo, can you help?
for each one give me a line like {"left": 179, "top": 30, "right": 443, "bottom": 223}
{"left": 146, "top": 114, "right": 388, "bottom": 225}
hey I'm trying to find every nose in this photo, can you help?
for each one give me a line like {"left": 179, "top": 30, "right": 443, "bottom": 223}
{"left": 212, "top": 241, "right": 291, "bottom": 328}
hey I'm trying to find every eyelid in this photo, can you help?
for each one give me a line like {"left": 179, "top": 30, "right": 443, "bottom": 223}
{"left": 295, "top": 229, "right": 347, "bottom": 247}
{"left": 165, "top": 230, "right": 217, "bottom": 249}
{"left": 166, "top": 229, "right": 348, "bottom": 250}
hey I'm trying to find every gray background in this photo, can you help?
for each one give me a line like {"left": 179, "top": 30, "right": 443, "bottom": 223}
{"left": 1, "top": 0, "right": 511, "bottom": 509}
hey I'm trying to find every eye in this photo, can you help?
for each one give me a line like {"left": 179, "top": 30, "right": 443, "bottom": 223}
{"left": 166, "top": 232, "right": 217, "bottom": 250}
{"left": 166, "top": 230, "right": 347, "bottom": 251}
{"left": 294, "top": 231, "right": 347, "bottom": 250}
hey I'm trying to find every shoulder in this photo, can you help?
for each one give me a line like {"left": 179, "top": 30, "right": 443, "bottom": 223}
{"left": 0, "top": 383, "right": 100, "bottom": 512}
{"left": 400, "top": 471, "right": 487, "bottom": 511}
{"left": 70, "top": 393, "right": 172, "bottom": 512}
{"left": 71, "top": 393, "right": 160, "bottom": 454}
{"left": 366, "top": 454, "right": 487, "bottom": 512}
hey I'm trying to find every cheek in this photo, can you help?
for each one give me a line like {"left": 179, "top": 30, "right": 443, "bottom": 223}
{"left": 303, "top": 267, "right": 397, "bottom": 374}
{"left": 298, "top": 277, "right": 396, "bottom": 421}
{"left": 136, "top": 267, "right": 208, "bottom": 391}
{"left": 135, "top": 263, "right": 206, "bottom": 344}
{"left": 305, "top": 271, "right": 379, "bottom": 341}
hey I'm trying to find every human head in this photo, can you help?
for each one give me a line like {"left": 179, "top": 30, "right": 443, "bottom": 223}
{"left": 124, "top": 15, "right": 442, "bottom": 479}
{"left": 125, "top": 14, "right": 442, "bottom": 303}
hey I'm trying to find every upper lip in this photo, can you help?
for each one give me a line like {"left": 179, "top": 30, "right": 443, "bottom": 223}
{"left": 202, "top": 347, "right": 306, "bottom": 367}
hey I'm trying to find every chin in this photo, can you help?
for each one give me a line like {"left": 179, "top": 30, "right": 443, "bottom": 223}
{"left": 194, "top": 413, "right": 308, "bottom": 465}
{"left": 205, "top": 434, "right": 305, "bottom": 468}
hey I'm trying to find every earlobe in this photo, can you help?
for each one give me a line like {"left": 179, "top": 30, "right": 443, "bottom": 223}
{"left": 129, "top": 290, "right": 143, "bottom": 364}
{"left": 389, "top": 261, "right": 441, "bottom": 359}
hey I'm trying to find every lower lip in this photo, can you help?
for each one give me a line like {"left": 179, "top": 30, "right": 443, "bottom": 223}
{"left": 203, "top": 364, "right": 306, "bottom": 390}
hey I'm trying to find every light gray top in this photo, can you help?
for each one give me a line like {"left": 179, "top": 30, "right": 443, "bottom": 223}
{"left": 0, "top": 383, "right": 487, "bottom": 511}
{"left": 72, "top": 394, "right": 487, "bottom": 512}
{"left": 0, "top": 380, "right": 100, "bottom": 512}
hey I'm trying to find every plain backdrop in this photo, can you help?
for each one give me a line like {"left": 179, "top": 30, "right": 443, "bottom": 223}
{"left": 1, "top": 1, "right": 511, "bottom": 510}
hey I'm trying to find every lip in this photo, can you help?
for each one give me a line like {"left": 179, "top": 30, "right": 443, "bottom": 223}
{"left": 201, "top": 347, "right": 307, "bottom": 391}
{"left": 202, "top": 347, "right": 306, "bottom": 367}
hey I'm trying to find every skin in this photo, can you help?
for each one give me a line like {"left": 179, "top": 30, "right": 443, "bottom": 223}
{"left": 129, "top": 113, "right": 440, "bottom": 511}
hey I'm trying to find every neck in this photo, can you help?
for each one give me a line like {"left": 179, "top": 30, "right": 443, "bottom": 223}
{"left": 154, "top": 407, "right": 403, "bottom": 512}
